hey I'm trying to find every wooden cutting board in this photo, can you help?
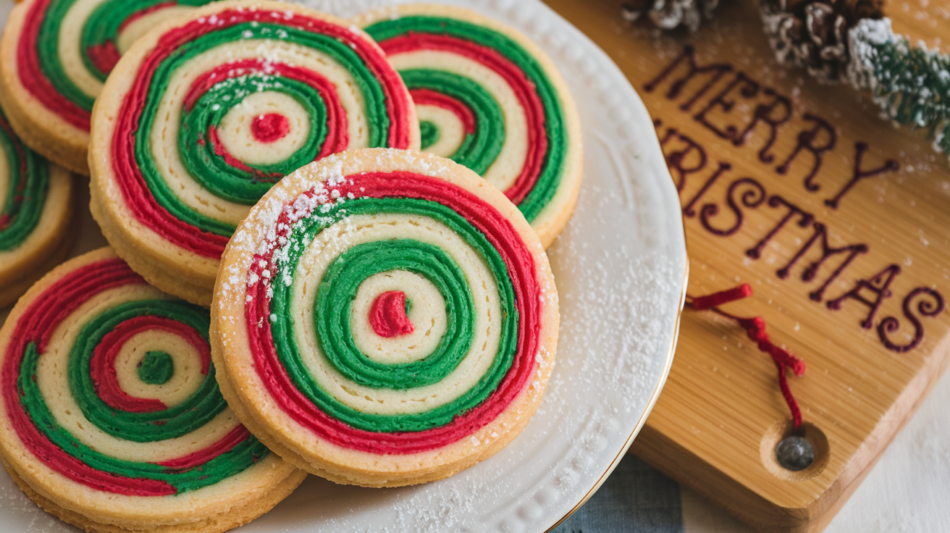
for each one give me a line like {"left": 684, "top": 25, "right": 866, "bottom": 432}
{"left": 543, "top": 0, "right": 950, "bottom": 530}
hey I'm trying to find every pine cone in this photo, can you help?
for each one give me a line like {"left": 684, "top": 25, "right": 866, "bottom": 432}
{"left": 622, "top": 0, "right": 719, "bottom": 33}
{"left": 760, "top": 0, "right": 884, "bottom": 83}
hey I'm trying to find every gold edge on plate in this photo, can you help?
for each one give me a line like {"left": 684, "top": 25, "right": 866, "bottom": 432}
{"left": 546, "top": 254, "right": 689, "bottom": 531}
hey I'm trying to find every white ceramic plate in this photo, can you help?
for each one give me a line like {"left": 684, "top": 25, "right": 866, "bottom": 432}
{"left": 0, "top": 0, "right": 686, "bottom": 531}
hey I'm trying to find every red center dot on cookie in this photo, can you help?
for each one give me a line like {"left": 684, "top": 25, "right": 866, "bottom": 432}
{"left": 369, "top": 291, "right": 414, "bottom": 338}
{"left": 251, "top": 113, "right": 291, "bottom": 143}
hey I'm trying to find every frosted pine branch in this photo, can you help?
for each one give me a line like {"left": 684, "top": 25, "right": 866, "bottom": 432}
{"left": 848, "top": 18, "right": 950, "bottom": 159}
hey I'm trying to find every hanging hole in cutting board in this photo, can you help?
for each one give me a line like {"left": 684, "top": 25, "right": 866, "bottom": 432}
{"left": 760, "top": 419, "right": 830, "bottom": 482}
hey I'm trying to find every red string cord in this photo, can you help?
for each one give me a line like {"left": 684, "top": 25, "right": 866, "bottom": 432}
{"left": 690, "top": 284, "right": 752, "bottom": 310}
{"left": 686, "top": 284, "right": 806, "bottom": 428}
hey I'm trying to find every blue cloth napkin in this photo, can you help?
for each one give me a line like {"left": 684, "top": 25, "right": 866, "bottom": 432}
{"left": 553, "top": 455, "right": 683, "bottom": 533}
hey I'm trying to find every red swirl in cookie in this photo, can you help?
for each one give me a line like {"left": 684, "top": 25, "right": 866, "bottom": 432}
{"left": 212, "top": 149, "right": 558, "bottom": 487}
{"left": 89, "top": 1, "right": 419, "bottom": 306}
{"left": 0, "top": 249, "right": 304, "bottom": 532}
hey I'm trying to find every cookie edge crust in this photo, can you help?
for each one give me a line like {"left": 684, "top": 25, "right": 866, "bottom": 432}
{"left": 0, "top": 247, "right": 307, "bottom": 527}
{"left": 88, "top": 0, "right": 422, "bottom": 306}
{"left": 0, "top": 0, "right": 91, "bottom": 176}
{"left": 1, "top": 453, "right": 307, "bottom": 533}
{"left": 88, "top": 187, "right": 217, "bottom": 307}
{"left": 353, "top": 3, "right": 584, "bottom": 249}
{"left": 211, "top": 148, "right": 559, "bottom": 487}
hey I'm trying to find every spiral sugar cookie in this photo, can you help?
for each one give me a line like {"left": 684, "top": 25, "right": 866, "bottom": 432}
{"left": 212, "top": 149, "right": 558, "bottom": 487}
{"left": 0, "top": 248, "right": 306, "bottom": 533}
{"left": 89, "top": 1, "right": 419, "bottom": 307}
{"left": 0, "top": 109, "right": 75, "bottom": 309}
{"left": 357, "top": 4, "right": 583, "bottom": 248}
{"left": 0, "top": 0, "right": 218, "bottom": 175}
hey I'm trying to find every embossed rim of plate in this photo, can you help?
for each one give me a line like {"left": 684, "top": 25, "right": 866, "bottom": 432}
{"left": 547, "top": 263, "right": 686, "bottom": 530}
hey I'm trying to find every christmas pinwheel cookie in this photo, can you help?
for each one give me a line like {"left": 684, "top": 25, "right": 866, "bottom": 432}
{"left": 211, "top": 149, "right": 559, "bottom": 487}
{"left": 0, "top": 0, "right": 218, "bottom": 175}
{"left": 89, "top": 0, "right": 420, "bottom": 307}
{"left": 0, "top": 248, "right": 306, "bottom": 533}
{"left": 0, "top": 109, "right": 75, "bottom": 309}
{"left": 357, "top": 4, "right": 584, "bottom": 248}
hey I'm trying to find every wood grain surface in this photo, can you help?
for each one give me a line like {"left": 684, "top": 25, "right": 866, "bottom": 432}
{"left": 541, "top": 0, "right": 950, "bottom": 530}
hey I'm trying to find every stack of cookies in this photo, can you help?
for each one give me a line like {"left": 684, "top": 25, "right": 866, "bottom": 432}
{"left": 0, "top": 1, "right": 583, "bottom": 531}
